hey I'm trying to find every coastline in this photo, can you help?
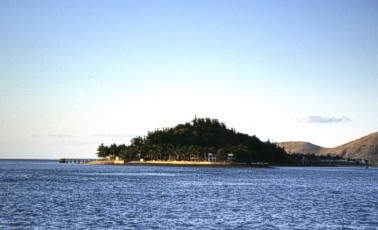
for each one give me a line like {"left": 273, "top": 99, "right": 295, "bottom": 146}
{"left": 84, "top": 160, "right": 269, "bottom": 168}
{"left": 78, "top": 159, "right": 375, "bottom": 168}
{"left": 85, "top": 159, "right": 124, "bottom": 165}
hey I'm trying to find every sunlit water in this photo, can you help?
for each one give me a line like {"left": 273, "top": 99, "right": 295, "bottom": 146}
{"left": 0, "top": 160, "right": 377, "bottom": 229}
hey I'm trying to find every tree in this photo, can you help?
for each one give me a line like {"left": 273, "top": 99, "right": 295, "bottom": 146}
{"left": 216, "top": 148, "right": 226, "bottom": 162}
{"left": 97, "top": 143, "right": 109, "bottom": 158}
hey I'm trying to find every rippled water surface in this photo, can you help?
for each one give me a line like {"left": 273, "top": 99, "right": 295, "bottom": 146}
{"left": 1, "top": 160, "right": 377, "bottom": 229}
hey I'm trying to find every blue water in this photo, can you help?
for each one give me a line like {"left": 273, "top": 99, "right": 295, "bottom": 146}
{"left": 0, "top": 160, "right": 377, "bottom": 229}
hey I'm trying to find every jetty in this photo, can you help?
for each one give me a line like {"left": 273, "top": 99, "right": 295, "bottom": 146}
{"left": 58, "top": 158, "right": 99, "bottom": 164}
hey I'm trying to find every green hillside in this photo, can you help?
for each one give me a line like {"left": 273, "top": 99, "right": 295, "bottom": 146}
{"left": 96, "top": 117, "right": 287, "bottom": 164}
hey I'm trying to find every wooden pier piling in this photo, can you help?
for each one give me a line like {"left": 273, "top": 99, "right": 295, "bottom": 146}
{"left": 58, "top": 158, "right": 98, "bottom": 164}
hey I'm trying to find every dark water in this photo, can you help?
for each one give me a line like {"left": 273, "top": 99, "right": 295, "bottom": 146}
{"left": 0, "top": 160, "right": 377, "bottom": 229}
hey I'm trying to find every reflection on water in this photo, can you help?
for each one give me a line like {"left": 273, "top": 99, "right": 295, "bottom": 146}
{"left": 0, "top": 160, "right": 377, "bottom": 229}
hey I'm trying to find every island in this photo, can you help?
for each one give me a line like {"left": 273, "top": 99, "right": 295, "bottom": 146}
{"left": 59, "top": 117, "right": 370, "bottom": 167}
{"left": 92, "top": 117, "right": 285, "bottom": 167}
{"left": 91, "top": 117, "right": 324, "bottom": 167}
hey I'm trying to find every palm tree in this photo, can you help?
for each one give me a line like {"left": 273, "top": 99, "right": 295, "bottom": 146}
{"left": 96, "top": 143, "right": 109, "bottom": 158}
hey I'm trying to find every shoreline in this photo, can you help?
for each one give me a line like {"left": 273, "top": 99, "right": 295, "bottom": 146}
{"left": 126, "top": 161, "right": 269, "bottom": 168}
{"left": 84, "top": 160, "right": 269, "bottom": 168}
{"left": 80, "top": 160, "right": 375, "bottom": 168}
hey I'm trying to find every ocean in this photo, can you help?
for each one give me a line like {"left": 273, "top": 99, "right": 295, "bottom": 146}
{"left": 0, "top": 160, "right": 377, "bottom": 229}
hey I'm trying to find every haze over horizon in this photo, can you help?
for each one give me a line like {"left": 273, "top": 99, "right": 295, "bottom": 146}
{"left": 1, "top": 1, "right": 377, "bottom": 159}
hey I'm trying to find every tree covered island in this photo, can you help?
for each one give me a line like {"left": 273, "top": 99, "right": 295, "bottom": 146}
{"left": 96, "top": 117, "right": 287, "bottom": 165}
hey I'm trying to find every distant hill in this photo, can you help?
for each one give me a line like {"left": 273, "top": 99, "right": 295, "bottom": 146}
{"left": 277, "top": 142, "right": 323, "bottom": 154}
{"left": 318, "top": 132, "right": 378, "bottom": 164}
{"left": 278, "top": 132, "right": 378, "bottom": 165}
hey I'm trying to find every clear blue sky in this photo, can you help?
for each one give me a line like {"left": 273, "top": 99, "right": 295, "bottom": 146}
{"left": 1, "top": 0, "right": 377, "bottom": 159}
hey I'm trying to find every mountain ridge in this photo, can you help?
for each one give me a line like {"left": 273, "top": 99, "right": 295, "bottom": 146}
{"left": 277, "top": 132, "right": 378, "bottom": 165}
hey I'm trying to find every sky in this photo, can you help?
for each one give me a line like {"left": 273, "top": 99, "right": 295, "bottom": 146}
{"left": 1, "top": 0, "right": 377, "bottom": 159}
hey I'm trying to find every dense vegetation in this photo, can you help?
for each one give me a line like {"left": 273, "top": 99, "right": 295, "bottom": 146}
{"left": 96, "top": 117, "right": 288, "bottom": 164}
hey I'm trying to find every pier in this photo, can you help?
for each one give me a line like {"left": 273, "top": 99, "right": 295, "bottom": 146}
{"left": 58, "top": 158, "right": 99, "bottom": 164}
